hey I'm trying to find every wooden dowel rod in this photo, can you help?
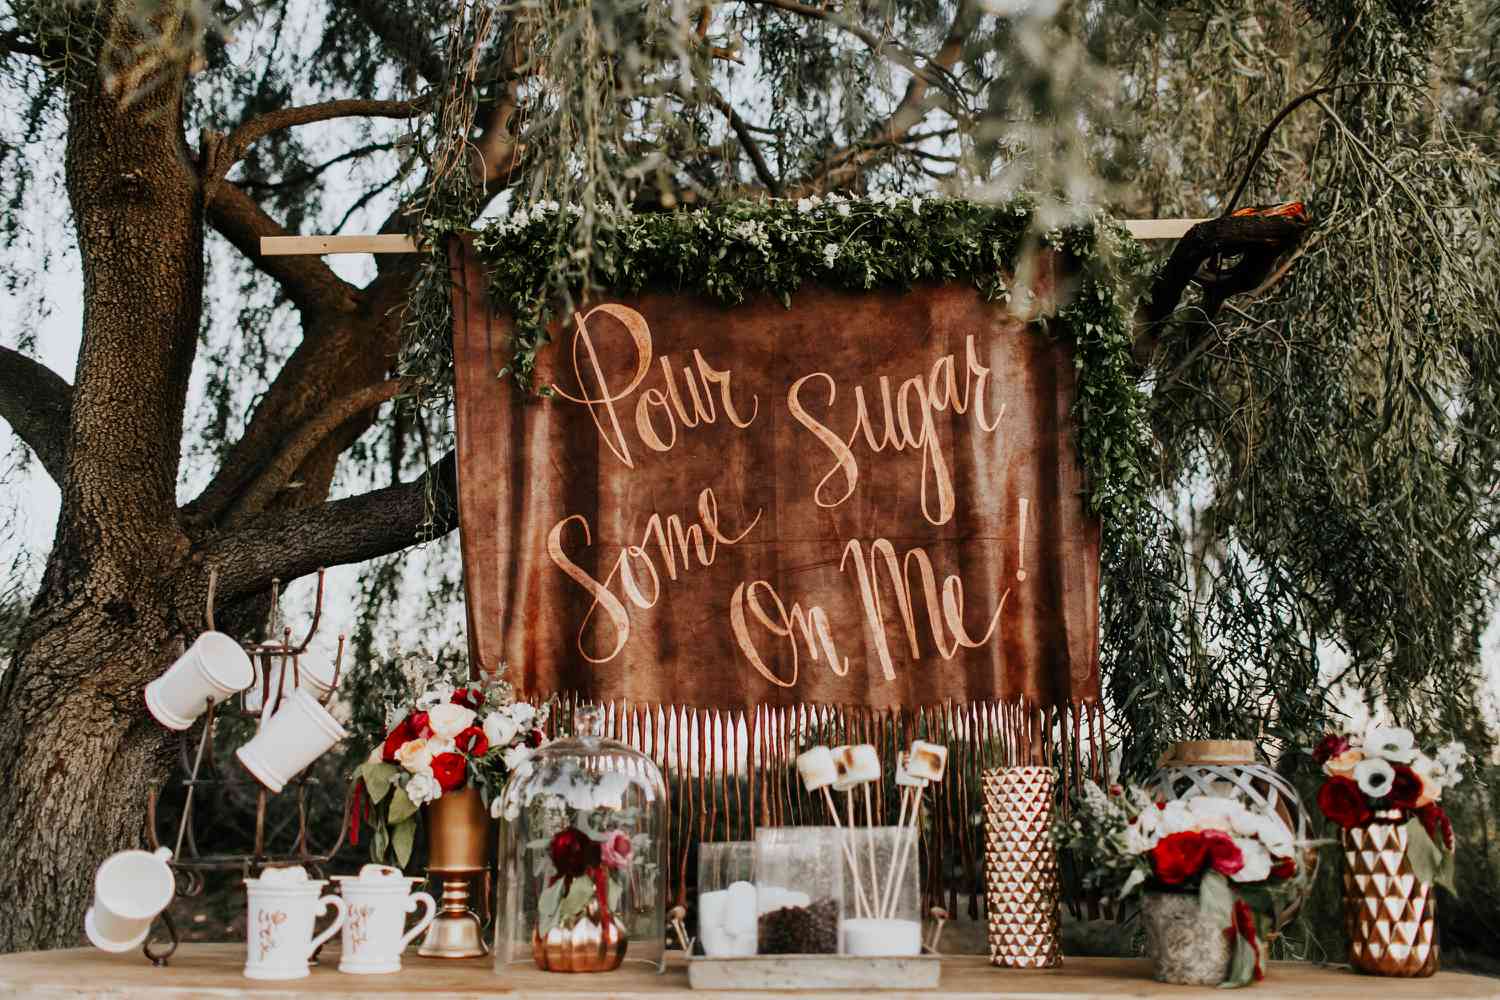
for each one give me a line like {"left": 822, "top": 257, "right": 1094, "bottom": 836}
{"left": 258, "top": 219, "right": 1209, "bottom": 256}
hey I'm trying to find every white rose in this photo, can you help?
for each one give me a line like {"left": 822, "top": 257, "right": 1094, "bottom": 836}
{"left": 405, "top": 772, "right": 441, "bottom": 806}
{"left": 1159, "top": 800, "right": 1194, "bottom": 834}
{"left": 510, "top": 702, "right": 537, "bottom": 729}
{"left": 1186, "top": 796, "right": 1241, "bottom": 832}
{"left": 503, "top": 744, "right": 535, "bottom": 777}
{"left": 394, "top": 738, "right": 434, "bottom": 774}
{"left": 1363, "top": 726, "right": 1417, "bottom": 763}
{"left": 428, "top": 703, "right": 477, "bottom": 740}
{"left": 484, "top": 711, "right": 520, "bottom": 748}
{"left": 1354, "top": 757, "right": 1396, "bottom": 798}
{"left": 1230, "top": 837, "right": 1272, "bottom": 883}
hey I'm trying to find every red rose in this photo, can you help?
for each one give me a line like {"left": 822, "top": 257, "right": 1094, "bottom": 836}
{"left": 1269, "top": 856, "right": 1296, "bottom": 880}
{"left": 1387, "top": 765, "right": 1423, "bottom": 811}
{"left": 430, "top": 752, "right": 467, "bottom": 792}
{"left": 381, "top": 715, "right": 418, "bottom": 763}
{"left": 1417, "top": 803, "right": 1454, "bottom": 851}
{"left": 454, "top": 726, "right": 489, "bottom": 757}
{"left": 1150, "top": 831, "right": 1211, "bottom": 885}
{"left": 549, "top": 827, "right": 602, "bottom": 880}
{"left": 1317, "top": 775, "right": 1372, "bottom": 829}
{"left": 409, "top": 711, "right": 431, "bottom": 738}
{"left": 452, "top": 688, "right": 484, "bottom": 710}
{"left": 526, "top": 728, "right": 545, "bottom": 749}
{"left": 1201, "top": 829, "right": 1245, "bottom": 877}
{"left": 1313, "top": 734, "right": 1351, "bottom": 764}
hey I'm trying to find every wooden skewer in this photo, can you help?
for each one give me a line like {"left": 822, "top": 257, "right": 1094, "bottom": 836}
{"left": 822, "top": 786, "right": 872, "bottom": 919}
{"left": 885, "top": 784, "right": 924, "bottom": 921}
{"left": 862, "top": 783, "right": 881, "bottom": 920}
{"left": 880, "top": 786, "right": 912, "bottom": 919}
{"left": 844, "top": 789, "right": 869, "bottom": 919}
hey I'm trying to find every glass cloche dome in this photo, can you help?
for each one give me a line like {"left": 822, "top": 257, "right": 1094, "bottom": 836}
{"left": 494, "top": 704, "right": 667, "bottom": 973}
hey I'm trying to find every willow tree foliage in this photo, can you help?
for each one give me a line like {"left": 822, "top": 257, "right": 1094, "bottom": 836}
{"left": 1, "top": 0, "right": 1498, "bottom": 953}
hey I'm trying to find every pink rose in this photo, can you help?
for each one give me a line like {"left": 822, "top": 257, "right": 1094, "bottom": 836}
{"left": 600, "top": 830, "right": 633, "bottom": 870}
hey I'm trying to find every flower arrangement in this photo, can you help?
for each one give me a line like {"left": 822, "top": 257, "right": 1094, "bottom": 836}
{"left": 1313, "top": 724, "right": 1461, "bottom": 889}
{"left": 1056, "top": 782, "right": 1307, "bottom": 988}
{"left": 351, "top": 674, "right": 550, "bottom": 867}
{"left": 538, "top": 826, "right": 633, "bottom": 937}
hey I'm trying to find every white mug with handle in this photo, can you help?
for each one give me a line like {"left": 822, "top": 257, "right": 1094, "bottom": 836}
{"left": 235, "top": 688, "right": 347, "bottom": 794}
{"left": 332, "top": 865, "right": 437, "bottom": 974}
{"left": 84, "top": 847, "right": 175, "bottom": 952}
{"left": 145, "top": 632, "right": 254, "bottom": 730}
{"left": 243, "top": 867, "right": 346, "bottom": 980}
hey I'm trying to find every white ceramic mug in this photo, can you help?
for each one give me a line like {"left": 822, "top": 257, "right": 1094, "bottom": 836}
{"left": 244, "top": 869, "right": 346, "bottom": 980}
{"left": 243, "top": 654, "right": 339, "bottom": 714}
{"left": 145, "top": 632, "right": 255, "bottom": 730}
{"left": 84, "top": 847, "right": 175, "bottom": 952}
{"left": 235, "top": 688, "right": 347, "bottom": 794}
{"left": 333, "top": 865, "right": 437, "bottom": 974}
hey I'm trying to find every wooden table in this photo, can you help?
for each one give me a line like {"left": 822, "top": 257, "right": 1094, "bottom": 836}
{"left": 0, "top": 945, "right": 1493, "bottom": 998}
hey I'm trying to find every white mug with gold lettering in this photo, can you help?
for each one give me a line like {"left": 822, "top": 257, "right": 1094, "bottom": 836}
{"left": 243, "top": 867, "right": 345, "bottom": 980}
{"left": 332, "top": 865, "right": 436, "bottom": 974}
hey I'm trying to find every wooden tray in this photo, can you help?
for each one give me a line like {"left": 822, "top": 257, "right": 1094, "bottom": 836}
{"left": 688, "top": 954, "right": 941, "bottom": 991}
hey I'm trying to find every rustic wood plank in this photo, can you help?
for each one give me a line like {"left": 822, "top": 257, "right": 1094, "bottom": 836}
{"left": 257, "top": 221, "right": 1209, "bottom": 257}
{"left": 0, "top": 946, "right": 1495, "bottom": 998}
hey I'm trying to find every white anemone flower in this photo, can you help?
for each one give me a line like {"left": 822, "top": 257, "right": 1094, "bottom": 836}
{"left": 1185, "top": 795, "right": 1242, "bottom": 832}
{"left": 1353, "top": 757, "right": 1396, "bottom": 799}
{"left": 1230, "top": 837, "right": 1272, "bottom": 883}
{"left": 1362, "top": 726, "right": 1417, "bottom": 763}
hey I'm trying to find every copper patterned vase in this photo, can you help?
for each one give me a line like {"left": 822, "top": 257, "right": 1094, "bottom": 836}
{"left": 1341, "top": 810, "right": 1438, "bottom": 977}
{"left": 981, "top": 766, "right": 1062, "bottom": 968}
{"left": 531, "top": 901, "right": 628, "bottom": 973}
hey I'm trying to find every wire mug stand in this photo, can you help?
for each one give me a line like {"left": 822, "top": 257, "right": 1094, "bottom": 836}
{"left": 140, "top": 566, "right": 352, "bottom": 966}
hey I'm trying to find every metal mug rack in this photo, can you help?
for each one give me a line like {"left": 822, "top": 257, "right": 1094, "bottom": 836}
{"left": 140, "top": 567, "right": 352, "bottom": 965}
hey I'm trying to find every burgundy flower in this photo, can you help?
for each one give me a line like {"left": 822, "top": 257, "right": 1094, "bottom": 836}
{"left": 1269, "top": 856, "right": 1296, "bottom": 880}
{"left": 430, "top": 752, "right": 467, "bottom": 792}
{"left": 549, "top": 827, "right": 601, "bottom": 880}
{"left": 451, "top": 688, "right": 484, "bottom": 711}
{"left": 1387, "top": 764, "right": 1423, "bottom": 812}
{"left": 526, "top": 728, "right": 545, "bottom": 749}
{"left": 1151, "top": 831, "right": 1210, "bottom": 885}
{"left": 1417, "top": 803, "right": 1454, "bottom": 851}
{"left": 1317, "top": 775, "right": 1373, "bottom": 829}
{"left": 1313, "top": 734, "right": 1351, "bottom": 765}
{"left": 1200, "top": 829, "right": 1245, "bottom": 877}
{"left": 454, "top": 726, "right": 489, "bottom": 757}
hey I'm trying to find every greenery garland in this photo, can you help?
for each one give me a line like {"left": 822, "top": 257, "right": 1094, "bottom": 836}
{"left": 405, "top": 196, "right": 1172, "bottom": 770}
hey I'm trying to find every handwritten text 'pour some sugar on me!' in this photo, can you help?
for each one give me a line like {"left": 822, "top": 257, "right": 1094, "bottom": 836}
{"left": 542, "top": 303, "right": 1022, "bottom": 684}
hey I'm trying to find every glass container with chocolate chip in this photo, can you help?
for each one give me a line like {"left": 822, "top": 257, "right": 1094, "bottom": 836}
{"left": 753, "top": 826, "right": 844, "bottom": 955}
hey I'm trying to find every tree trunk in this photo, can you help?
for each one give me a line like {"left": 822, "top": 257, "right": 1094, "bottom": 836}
{"left": 0, "top": 4, "right": 206, "bottom": 952}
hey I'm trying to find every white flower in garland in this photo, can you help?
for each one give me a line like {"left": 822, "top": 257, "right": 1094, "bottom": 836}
{"left": 1354, "top": 756, "right": 1396, "bottom": 798}
{"left": 406, "top": 772, "right": 442, "bottom": 807}
{"left": 821, "top": 243, "right": 839, "bottom": 269}
{"left": 796, "top": 196, "right": 820, "bottom": 213}
{"left": 910, "top": 196, "right": 923, "bottom": 214}
{"left": 1363, "top": 725, "right": 1417, "bottom": 763}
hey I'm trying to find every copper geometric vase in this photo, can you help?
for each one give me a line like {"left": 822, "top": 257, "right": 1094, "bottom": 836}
{"left": 981, "top": 766, "right": 1062, "bottom": 969}
{"left": 1341, "top": 811, "right": 1438, "bottom": 977}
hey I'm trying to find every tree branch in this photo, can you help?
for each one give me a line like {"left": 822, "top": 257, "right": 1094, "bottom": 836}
{"left": 339, "top": 0, "right": 447, "bottom": 83}
{"left": 1135, "top": 212, "right": 1311, "bottom": 364}
{"left": 710, "top": 92, "right": 781, "bottom": 196}
{"left": 203, "top": 451, "right": 458, "bottom": 602}
{"left": 226, "top": 379, "right": 404, "bottom": 520}
{"left": 206, "top": 181, "right": 359, "bottom": 317}
{"left": 0, "top": 346, "right": 71, "bottom": 484}
{"left": 203, "top": 95, "right": 431, "bottom": 188}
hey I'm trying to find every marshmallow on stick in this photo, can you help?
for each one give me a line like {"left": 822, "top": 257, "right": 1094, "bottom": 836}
{"left": 796, "top": 746, "right": 838, "bottom": 791}
{"left": 906, "top": 740, "right": 948, "bottom": 782}
{"left": 839, "top": 745, "right": 883, "bottom": 914}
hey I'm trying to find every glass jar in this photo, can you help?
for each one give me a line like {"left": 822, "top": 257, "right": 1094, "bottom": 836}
{"left": 842, "top": 827, "right": 921, "bottom": 956}
{"left": 698, "top": 842, "right": 756, "bottom": 957}
{"left": 754, "top": 827, "right": 843, "bottom": 955}
{"left": 494, "top": 705, "right": 667, "bottom": 973}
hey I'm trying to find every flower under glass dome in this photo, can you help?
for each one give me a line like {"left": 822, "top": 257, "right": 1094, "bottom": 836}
{"left": 494, "top": 705, "right": 667, "bottom": 973}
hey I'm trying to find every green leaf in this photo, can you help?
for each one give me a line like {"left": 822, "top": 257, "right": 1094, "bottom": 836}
{"left": 537, "top": 879, "right": 564, "bottom": 935}
{"left": 1403, "top": 818, "right": 1456, "bottom": 894}
{"left": 362, "top": 763, "right": 400, "bottom": 805}
{"left": 387, "top": 786, "right": 418, "bottom": 825}
{"left": 373, "top": 821, "right": 390, "bottom": 863}
{"left": 392, "top": 818, "right": 417, "bottom": 869}
{"left": 1198, "top": 871, "right": 1233, "bottom": 926}
{"left": 1220, "top": 929, "right": 1258, "bottom": 989}
{"left": 558, "top": 875, "right": 596, "bottom": 926}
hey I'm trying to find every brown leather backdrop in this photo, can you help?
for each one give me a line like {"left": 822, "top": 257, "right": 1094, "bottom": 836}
{"left": 449, "top": 238, "right": 1100, "bottom": 715}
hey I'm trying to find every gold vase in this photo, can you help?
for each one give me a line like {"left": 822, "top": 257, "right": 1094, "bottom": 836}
{"left": 982, "top": 766, "right": 1062, "bottom": 969}
{"left": 418, "top": 785, "right": 494, "bottom": 959}
{"left": 1342, "top": 811, "right": 1438, "bottom": 977}
{"left": 531, "top": 900, "right": 628, "bottom": 973}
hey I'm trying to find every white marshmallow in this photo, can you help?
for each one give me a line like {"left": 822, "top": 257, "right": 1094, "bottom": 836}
{"left": 841, "top": 744, "right": 881, "bottom": 784}
{"left": 725, "top": 881, "right": 758, "bottom": 936}
{"left": 831, "top": 744, "right": 856, "bottom": 791}
{"left": 907, "top": 741, "right": 948, "bottom": 782}
{"left": 895, "top": 751, "right": 927, "bottom": 788}
{"left": 796, "top": 746, "right": 838, "bottom": 791}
